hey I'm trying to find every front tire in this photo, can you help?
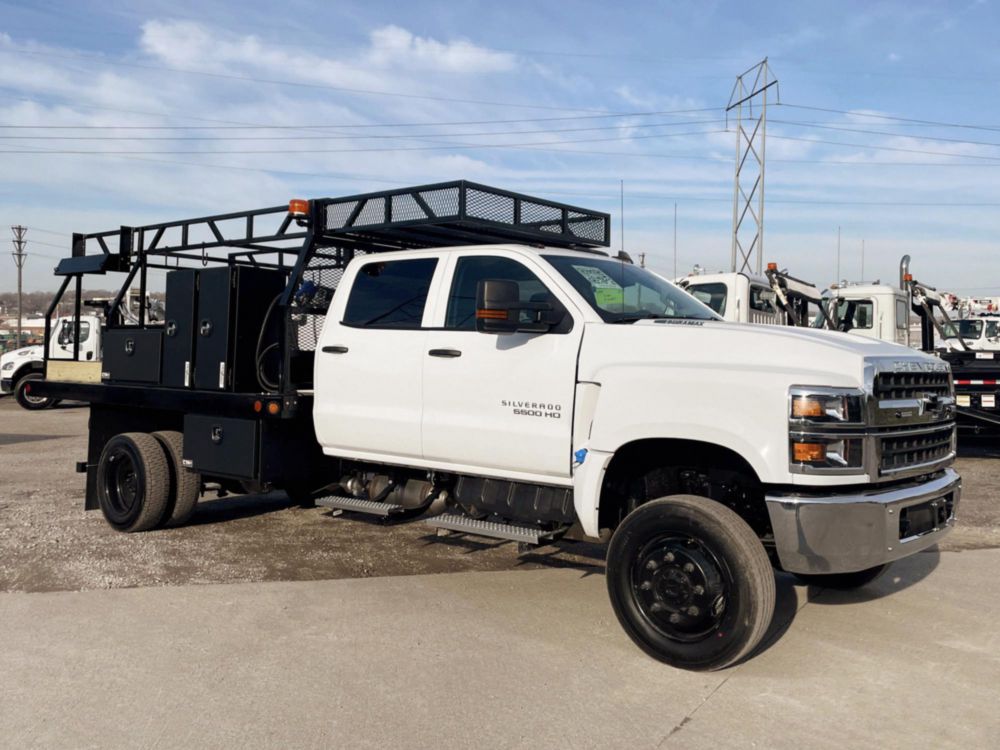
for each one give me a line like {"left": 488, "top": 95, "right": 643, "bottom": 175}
{"left": 14, "top": 372, "right": 53, "bottom": 410}
{"left": 606, "top": 494, "right": 775, "bottom": 671}
{"left": 96, "top": 433, "right": 171, "bottom": 532}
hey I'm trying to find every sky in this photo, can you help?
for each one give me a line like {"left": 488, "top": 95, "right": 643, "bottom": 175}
{"left": 1, "top": 0, "right": 999, "bottom": 296}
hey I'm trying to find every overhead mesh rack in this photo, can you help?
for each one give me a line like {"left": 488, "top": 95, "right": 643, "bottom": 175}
{"left": 316, "top": 180, "right": 610, "bottom": 251}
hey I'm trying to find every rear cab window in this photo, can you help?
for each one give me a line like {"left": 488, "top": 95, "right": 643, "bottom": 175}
{"left": 343, "top": 258, "right": 438, "bottom": 329}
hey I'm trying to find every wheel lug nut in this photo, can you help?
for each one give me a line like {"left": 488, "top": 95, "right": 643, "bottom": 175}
{"left": 683, "top": 562, "right": 695, "bottom": 573}
{"left": 693, "top": 585, "right": 705, "bottom": 595}
{"left": 650, "top": 602, "right": 665, "bottom": 612}
{"left": 669, "top": 613, "right": 682, "bottom": 624}
{"left": 687, "top": 606, "right": 700, "bottom": 617}
{"left": 663, "top": 552, "right": 675, "bottom": 563}
{"left": 640, "top": 581, "right": 652, "bottom": 591}
{"left": 646, "top": 560, "right": 659, "bottom": 571}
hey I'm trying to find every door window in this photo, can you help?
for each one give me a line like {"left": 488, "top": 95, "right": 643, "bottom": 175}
{"left": 444, "top": 256, "right": 556, "bottom": 331}
{"left": 836, "top": 299, "right": 874, "bottom": 330}
{"left": 343, "top": 258, "right": 438, "bottom": 329}
{"left": 57, "top": 320, "right": 91, "bottom": 345}
{"left": 749, "top": 285, "right": 775, "bottom": 312}
{"left": 896, "top": 299, "right": 908, "bottom": 330}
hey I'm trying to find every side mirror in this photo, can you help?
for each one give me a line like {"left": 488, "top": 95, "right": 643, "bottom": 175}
{"left": 475, "top": 279, "right": 563, "bottom": 335}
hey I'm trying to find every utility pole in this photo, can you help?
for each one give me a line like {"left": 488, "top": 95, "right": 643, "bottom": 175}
{"left": 673, "top": 202, "right": 678, "bottom": 279}
{"left": 836, "top": 226, "right": 841, "bottom": 283}
{"left": 11, "top": 226, "right": 27, "bottom": 350}
{"left": 727, "top": 59, "right": 779, "bottom": 275}
{"left": 619, "top": 179, "right": 625, "bottom": 254}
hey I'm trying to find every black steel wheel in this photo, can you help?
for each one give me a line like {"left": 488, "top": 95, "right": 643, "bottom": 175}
{"left": 606, "top": 495, "right": 775, "bottom": 671}
{"left": 793, "top": 564, "right": 887, "bottom": 590}
{"left": 96, "top": 433, "right": 171, "bottom": 532}
{"left": 151, "top": 431, "right": 201, "bottom": 527}
{"left": 14, "top": 372, "right": 53, "bottom": 410}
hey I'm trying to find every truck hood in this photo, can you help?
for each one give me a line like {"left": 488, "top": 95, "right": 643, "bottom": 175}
{"left": 1, "top": 345, "right": 42, "bottom": 369}
{"left": 578, "top": 319, "right": 938, "bottom": 388}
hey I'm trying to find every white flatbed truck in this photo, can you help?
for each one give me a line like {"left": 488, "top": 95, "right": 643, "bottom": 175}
{"left": 32, "top": 181, "right": 960, "bottom": 670}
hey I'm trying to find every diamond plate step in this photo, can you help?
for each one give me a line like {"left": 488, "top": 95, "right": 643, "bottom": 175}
{"left": 316, "top": 495, "right": 406, "bottom": 517}
{"left": 423, "top": 513, "right": 555, "bottom": 545}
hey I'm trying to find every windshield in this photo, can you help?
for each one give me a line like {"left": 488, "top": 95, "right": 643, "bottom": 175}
{"left": 543, "top": 255, "right": 719, "bottom": 323}
{"left": 685, "top": 282, "right": 728, "bottom": 315}
{"left": 953, "top": 320, "right": 984, "bottom": 339}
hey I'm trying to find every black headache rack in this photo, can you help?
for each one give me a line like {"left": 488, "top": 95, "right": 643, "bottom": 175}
{"left": 35, "top": 180, "right": 611, "bottom": 406}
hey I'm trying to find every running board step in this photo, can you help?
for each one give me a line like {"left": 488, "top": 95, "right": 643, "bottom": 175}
{"left": 316, "top": 495, "right": 406, "bottom": 517}
{"left": 423, "top": 514, "right": 556, "bottom": 545}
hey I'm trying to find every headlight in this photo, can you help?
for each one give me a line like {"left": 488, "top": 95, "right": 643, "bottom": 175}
{"left": 1, "top": 361, "right": 13, "bottom": 371}
{"left": 790, "top": 437, "right": 865, "bottom": 470}
{"left": 789, "top": 387, "right": 864, "bottom": 424}
{"left": 789, "top": 386, "right": 868, "bottom": 474}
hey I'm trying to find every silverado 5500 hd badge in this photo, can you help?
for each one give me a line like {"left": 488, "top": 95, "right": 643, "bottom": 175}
{"left": 501, "top": 400, "right": 563, "bottom": 418}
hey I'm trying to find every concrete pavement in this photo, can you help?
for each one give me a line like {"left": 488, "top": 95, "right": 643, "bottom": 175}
{"left": 2, "top": 548, "right": 999, "bottom": 749}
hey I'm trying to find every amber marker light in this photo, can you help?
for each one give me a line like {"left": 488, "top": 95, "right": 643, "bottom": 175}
{"left": 267, "top": 401, "right": 281, "bottom": 415}
{"left": 288, "top": 198, "right": 309, "bottom": 216}
{"left": 792, "top": 442, "right": 827, "bottom": 463}
{"left": 791, "top": 396, "right": 825, "bottom": 418}
{"left": 476, "top": 309, "right": 508, "bottom": 320}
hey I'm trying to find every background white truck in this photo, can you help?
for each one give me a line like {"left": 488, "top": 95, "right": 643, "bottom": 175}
{"left": 1, "top": 314, "right": 100, "bottom": 409}
{"left": 31, "top": 181, "right": 960, "bottom": 671}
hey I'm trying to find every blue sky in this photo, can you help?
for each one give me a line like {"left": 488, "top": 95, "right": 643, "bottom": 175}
{"left": 1, "top": 0, "right": 999, "bottom": 295}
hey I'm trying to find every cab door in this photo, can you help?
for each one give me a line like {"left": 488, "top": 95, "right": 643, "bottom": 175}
{"left": 313, "top": 254, "right": 442, "bottom": 461}
{"left": 421, "top": 251, "right": 581, "bottom": 481}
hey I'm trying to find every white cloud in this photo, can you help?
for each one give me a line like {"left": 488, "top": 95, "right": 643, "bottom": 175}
{"left": 365, "top": 25, "right": 517, "bottom": 73}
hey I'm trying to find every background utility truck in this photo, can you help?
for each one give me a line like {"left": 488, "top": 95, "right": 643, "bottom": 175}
{"left": 32, "top": 181, "right": 960, "bottom": 671}
{"left": 0, "top": 289, "right": 153, "bottom": 409}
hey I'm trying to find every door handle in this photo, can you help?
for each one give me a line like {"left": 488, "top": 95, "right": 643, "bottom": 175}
{"left": 428, "top": 348, "right": 462, "bottom": 358}
{"left": 322, "top": 345, "right": 349, "bottom": 354}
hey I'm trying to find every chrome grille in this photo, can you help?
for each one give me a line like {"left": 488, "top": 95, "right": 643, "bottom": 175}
{"left": 874, "top": 372, "right": 950, "bottom": 401}
{"left": 878, "top": 423, "right": 954, "bottom": 474}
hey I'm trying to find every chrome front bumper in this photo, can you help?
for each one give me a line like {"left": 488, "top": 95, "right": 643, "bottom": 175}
{"left": 765, "top": 469, "right": 961, "bottom": 574}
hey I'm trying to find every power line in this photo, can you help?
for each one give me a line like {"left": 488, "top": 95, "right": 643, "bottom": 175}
{"left": 771, "top": 119, "right": 1000, "bottom": 151}
{"left": 777, "top": 103, "right": 1000, "bottom": 134}
{"left": 0, "top": 107, "right": 721, "bottom": 130}
{"left": 0, "top": 127, "right": 727, "bottom": 154}
{"left": 0, "top": 119, "right": 725, "bottom": 141}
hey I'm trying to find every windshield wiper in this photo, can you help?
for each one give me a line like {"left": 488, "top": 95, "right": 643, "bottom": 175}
{"left": 609, "top": 312, "right": 669, "bottom": 324}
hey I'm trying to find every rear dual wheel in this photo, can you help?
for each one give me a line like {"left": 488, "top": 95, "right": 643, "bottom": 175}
{"left": 96, "top": 432, "right": 201, "bottom": 532}
{"left": 606, "top": 494, "right": 775, "bottom": 671}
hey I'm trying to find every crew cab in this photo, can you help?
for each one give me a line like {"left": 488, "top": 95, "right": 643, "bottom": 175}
{"left": 29, "top": 181, "right": 961, "bottom": 671}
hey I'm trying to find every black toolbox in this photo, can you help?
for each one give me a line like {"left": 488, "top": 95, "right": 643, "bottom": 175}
{"left": 162, "top": 269, "right": 199, "bottom": 388}
{"left": 193, "top": 266, "right": 286, "bottom": 392}
{"left": 102, "top": 328, "right": 163, "bottom": 384}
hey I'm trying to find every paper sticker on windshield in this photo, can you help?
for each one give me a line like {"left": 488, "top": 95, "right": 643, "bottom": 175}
{"left": 574, "top": 265, "right": 624, "bottom": 307}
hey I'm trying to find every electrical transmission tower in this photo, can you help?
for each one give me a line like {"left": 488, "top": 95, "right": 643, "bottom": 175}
{"left": 11, "top": 226, "right": 27, "bottom": 349}
{"left": 727, "top": 59, "right": 779, "bottom": 275}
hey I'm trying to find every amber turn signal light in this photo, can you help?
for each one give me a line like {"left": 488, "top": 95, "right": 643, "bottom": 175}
{"left": 791, "top": 396, "right": 824, "bottom": 418}
{"left": 792, "top": 442, "right": 826, "bottom": 463}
